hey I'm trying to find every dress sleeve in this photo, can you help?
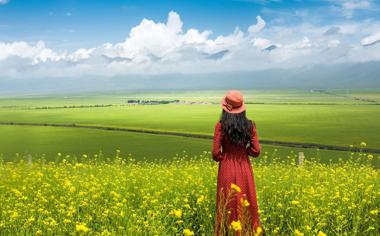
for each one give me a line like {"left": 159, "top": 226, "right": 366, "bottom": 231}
{"left": 246, "top": 121, "right": 261, "bottom": 157}
{"left": 212, "top": 121, "right": 223, "bottom": 162}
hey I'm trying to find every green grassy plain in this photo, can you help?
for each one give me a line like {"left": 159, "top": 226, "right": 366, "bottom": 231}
{"left": 1, "top": 104, "right": 379, "bottom": 147}
{"left": 0, "top": 125, "right": 367, "bottom": 163}
{"left": 0, "top": 89, "right": 379, "bottom": 160}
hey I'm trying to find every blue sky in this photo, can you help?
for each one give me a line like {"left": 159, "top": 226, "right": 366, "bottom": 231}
{"left": 1, "top": 0, "right": 379, "bottom": 50}
{"left": 1, "top": 0, "right": 380, "bottom": 77}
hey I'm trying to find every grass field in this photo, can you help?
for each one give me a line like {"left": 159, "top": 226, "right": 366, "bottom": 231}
{"left": 0, "top": 125, "right": 376, "bottom": 163}
{"left": 1, "top": 90, "right": 380, "bottom": 235}
{"left": 1, "top": 89, "right": 380, "bottom": 160}
{"left": 1, "top": 103, "right": 379, "bottom": 150}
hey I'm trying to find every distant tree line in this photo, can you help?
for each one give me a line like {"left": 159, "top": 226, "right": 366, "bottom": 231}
{"left": 34, "top": 104, "right": 113, "bottom": 109}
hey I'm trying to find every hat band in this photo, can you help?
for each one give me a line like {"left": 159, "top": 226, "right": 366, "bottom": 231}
{"left": 225, "top": 97, "right": 242, "bottom": 108}
{"left": 225, "top": 103, "right": 233, "bottom": 111}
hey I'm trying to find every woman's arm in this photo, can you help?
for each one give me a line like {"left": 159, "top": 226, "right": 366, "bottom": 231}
{"left": 246, "top": 121, "right": 261, "bottom": 157}
{"left": 212, "top": 121, "right": 223, "bottom": 162}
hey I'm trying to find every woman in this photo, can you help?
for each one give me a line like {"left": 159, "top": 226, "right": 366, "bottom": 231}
{"left": 212, "top": 90, "right": 264, "bottom": 236}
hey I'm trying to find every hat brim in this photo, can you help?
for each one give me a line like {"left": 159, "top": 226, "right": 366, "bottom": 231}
{"left": 221, "top": 96, "right": 246, "bottom": 114}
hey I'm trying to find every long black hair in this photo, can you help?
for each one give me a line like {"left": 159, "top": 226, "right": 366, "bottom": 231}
{"left": 220, "top": 110, "right": 253, "bottom": 145}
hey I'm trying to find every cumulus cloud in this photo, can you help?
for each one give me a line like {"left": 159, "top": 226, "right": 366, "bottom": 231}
{"left": 0, "top": 41, "right": 61, "bottom": 63}
{"left": 248, "top": 16, "right": 266, "bottom": 34}
{"left": 1, "top": 11, "right": 380, "bottom": 78}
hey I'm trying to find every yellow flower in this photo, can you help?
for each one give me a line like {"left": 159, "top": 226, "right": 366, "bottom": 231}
{"left": 183, "top": 228, "right": 195, "bottom": 236}
{"left": 230, "top": 220, "right": 242, "bottom": 232}
{"left": 231, "top": 183, "right": 241, "bottom": 192}
{"left": 197, "top": 195, "right": 205, "bottom": 204}
{"left": 10, "top": 211, "right": 18, "bottom": 219}
{"left": 360, "top": 142, "right": 367, "bottom": 148}
{"left": 69, "top": 186, "right": 76, "bottom": 193}
{"left": 170, "top": 209, "right": 182, "bottom": 218}
{"left": 27, "top": 216, "right": 35, "bottom": 223}
{"left": 291, "top": 200, "right": 300, "bottom": 206}
{"left": 100, "top": 229, "right": 112, "bottom": 236}
{"left": 63, "top": 219, "right": 71, "bottom": 224}
{"left": 370, "top": 209, "right": 378, "bottom": 215}
{"left": 255, "top": 226, "right": 263, "bottom": 236}
{"left": 35, "top": 230, "right": 43, "bottom": 236}
{"left": 294, "top": 229, "right": 304, "bottom": 236}
{"left": 75, "top": 163, "right": 84, "bottom": 168}
{"left": 317, "top": 231, "right": 327, "bottom": 236}
{"left": 367, "top": 154, "right": 373, "bottom": 160}
{"left": 76, "top": 223, "right": 90, "bottom": 233}
{"left": 110, "top": 191, "right": 121, "bottom": 198}
{"left": 36, "top": 172, "right": 44, "bottom": 177}
{"left": 240, "top": 198, "right": 250, "bottom": 207}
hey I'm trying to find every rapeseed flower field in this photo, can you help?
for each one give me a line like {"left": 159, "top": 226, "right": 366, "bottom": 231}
{"left": 0, "top": 151, "right": 379, "bottom": 235}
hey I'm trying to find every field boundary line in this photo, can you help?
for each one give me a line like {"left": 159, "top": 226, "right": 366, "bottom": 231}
{"left": 1, "top": 121, "right": 379, "bottom": 154}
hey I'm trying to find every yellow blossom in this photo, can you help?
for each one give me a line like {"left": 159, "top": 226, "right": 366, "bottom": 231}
{"left": 183, "top": 228, "right": 195, "bottom": 236}
{"left": 231, "top": 183, "right": 241, "bottom": 192}
{"left": 317, "top": 231, "right": 327, "bottom": 236}
{"left": 294, "top": 229, "right": 304, "bottom": 236}
{"left": 170, "top": 209, "right": 182, "bottom": 218}
{"left": 255, "top": 226, "right": 263, "bottom": 236}
{"left": 370, "top": 209, "right": 378, "bottom": 215}
{"left": 76, "top": 223, "right": 90, "bottom": 233}
{"left": 291, "top": 200, "right": 300, "bottom": 206}
{"left": 230, "top": 220, "right": 242, "bottom": 232}
{"left": 240, "top": 197, "right": 250, "bottom": 207}
{"left": 197, "top": 195, "right": 205, "bottom": 204}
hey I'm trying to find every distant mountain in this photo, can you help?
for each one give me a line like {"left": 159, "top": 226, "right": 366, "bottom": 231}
{"left": 1, "top": 61, "right": 380, "bottom": 95}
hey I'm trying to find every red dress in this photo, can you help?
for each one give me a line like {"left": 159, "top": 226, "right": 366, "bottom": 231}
{"left": 212, "top": 120, "right": 261, "bottom": 236}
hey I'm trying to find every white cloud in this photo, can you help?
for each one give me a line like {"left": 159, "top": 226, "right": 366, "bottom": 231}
{"left": 1, "top": 11, "right": 380, "bottom": 78}
{"left": 0, "top": 41, "right": 61, "bottom": 63}
{"left": 328, "top": 39, "right": 341, "bottom": 47}
{"left": 252, "top": 37, "right": 271, "bottom": 49}
{"left": 329, "top": 0, "right": 373, "bottom": 18}
{"left": 248, "top": 16, "right": 266, "bottom": 34}
{"left": 361, "top": 32, "right": 380, "bottom": 46}
{"left": 342, "top": 0, "right": 371, "bottom": 10}
{"left": 0, "top": 0, "right": 9, "bottom": 5}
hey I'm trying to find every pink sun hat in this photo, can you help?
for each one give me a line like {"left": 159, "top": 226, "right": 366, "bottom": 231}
{"left": 221, "top": 90, "right": 246, "bottom": 113}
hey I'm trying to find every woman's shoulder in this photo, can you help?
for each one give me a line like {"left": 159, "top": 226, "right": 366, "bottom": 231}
{"left": 213, "top": 120, "right": 222, "bottom": 135}
{"left": 248, "top": 119, "right": 256, "bottom": 128}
